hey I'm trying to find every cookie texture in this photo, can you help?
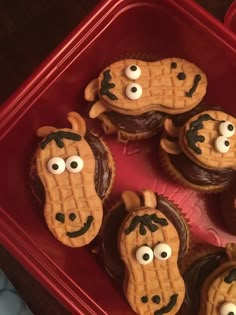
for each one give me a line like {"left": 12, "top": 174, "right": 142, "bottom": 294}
{"left": 118, "top": 190, "right": 185, "bottom": 315}
{"left": 35, "top": 112, "right": 104, "bottom": 247}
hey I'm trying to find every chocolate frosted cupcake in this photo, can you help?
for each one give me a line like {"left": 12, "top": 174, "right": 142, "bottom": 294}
{"left": 221, "top": 178, "right": 236, "bottom": 235}
{"left": 160, "top": 109, "right": 236, "bottom": 192}
{"left": 180, "top": 243, "right": 236, "bottom": 315}
{"left": 98, "top": 189, "right": 191, "bottom": 285}
{"left": 84, "top": 57, "right": 207, "bottom": 142}
{"left": 30, "top": 112, "right": 115, "bottom": 247}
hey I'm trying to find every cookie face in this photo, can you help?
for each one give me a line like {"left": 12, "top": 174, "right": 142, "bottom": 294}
{"left": 180, "top": 110, "right": 236, "bottom": 169}
{"left": 85, "top": 58, "right": 207, "bottom": 117}
{"left": 36, "top": 112, "right": 103, "bottom": 247}
{"left": 119, "top": 207, "right": 185, "bottom": 315}
{"left": 199, "top": 263, "right": 236, "bottom": 315}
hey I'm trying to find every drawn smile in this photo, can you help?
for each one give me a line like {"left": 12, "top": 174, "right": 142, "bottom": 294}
{"left": 154, "top": 294, "right": 178, "bottom": 315}
{"left": 66, "top": 215, "right": 94, "bottom": 238}
{"left": 185, "top": 74, "right": 201, "bottom": 97}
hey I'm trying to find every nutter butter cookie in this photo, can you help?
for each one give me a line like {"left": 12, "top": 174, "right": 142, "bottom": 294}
{"left": 116, "top": 190, "right": 186, "bottom": 315}
{"left": 85, "top": 57, "right": 207, "bottom": 141}
{"left": 160, "top": 110, "right": 236, "bottom": 192}
{"left": 33, "top": 112, "right": 115, "bottom": 247}
{"left": 180, "top": 243, "right": 236, "bottom": 315}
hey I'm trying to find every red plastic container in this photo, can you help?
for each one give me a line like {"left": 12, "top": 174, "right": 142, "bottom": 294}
{"left": 1, "top": 0, "right": 236, "bottom": 314}
{"left": 225, "top": 0, "right": 236, "bottom": 34}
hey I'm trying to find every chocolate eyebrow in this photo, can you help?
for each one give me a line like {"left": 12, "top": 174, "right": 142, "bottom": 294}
{"left": 100, "top": 70, "right": 118, "bottom": 101}
{"left": 186, "top": 114, "right": 214, "bottom": 154}
{"left": 41, "top": 131, "right": 81, "bottom": 149}
{"left": 125, "top": 213, "right": 168, "bottom": 235}
{"left": 224, "top": 268, "right": 236, "bottom": 284}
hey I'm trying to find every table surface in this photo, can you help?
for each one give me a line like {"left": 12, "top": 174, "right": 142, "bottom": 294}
{"left": 0, "top": 0, "right": 234, "bottom": 314}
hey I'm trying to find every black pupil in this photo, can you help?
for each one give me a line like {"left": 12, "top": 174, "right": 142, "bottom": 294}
{"left": 131, "top": 87, "right": 137, "bottom": 93}
{"left": 228, "top": 124, "right": 234, "bottom": 131}
{"left": 143, "top": 253, "right": 150, "bottom": 261}
{"left": 228, "top": 312, "right": 234, "bottom": 315}
{"left": 52, "top": 164, "right": 59, "bottom": 170}
{"left": 177, "top": 72, "right": 186, "bottom": 80}
{"left": 130, "top": 65, "right": 137, "bottom": 71}
{"left": 70, "top": 161, "right": 78, "bottom": 169}
{"left": 161, "top": 252, "right": 168, "bottom": 258}
{"left": 225, "top": 140, "right": 230, "bottom": 147}
{"left": 171, "top": 62, "right": 177, "bottom": 69}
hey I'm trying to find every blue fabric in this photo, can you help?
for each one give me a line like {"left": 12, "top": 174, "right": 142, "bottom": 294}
{"left": 0, "top": 269, "right": 33, "bottom": 315}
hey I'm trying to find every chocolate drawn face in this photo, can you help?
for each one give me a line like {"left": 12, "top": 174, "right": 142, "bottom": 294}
{"left": 85, "top": 58, "right": 207, "bottom": 117}
{"left": 36, "top": 112, "right": 103, "bottom": 247}
{"left": 199, "top": 265, "right": 236, "bottom": 315}
{"left": 181, "top": 110, "right": 236, "bottom": 170}
{"left": 119, "top": 208, "right": 185, "bottom": 315}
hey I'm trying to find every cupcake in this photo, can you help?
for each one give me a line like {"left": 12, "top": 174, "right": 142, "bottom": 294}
{"left": 98, "top": 189, "right": 191, "bottom": 285}
{"left": 221, "top": 177, "right": 236, "bottom": 235}
{"left": 84, "top": 57, "right": 207, "bottom": 142}
{"left": 180, "top": 243, "right": 236, "bottom": 315}
{"left": 160, "top": 109, "right": 236, "bottom": 192}
{"left": 30, "top": 112, "right": 115, "bottom": 247}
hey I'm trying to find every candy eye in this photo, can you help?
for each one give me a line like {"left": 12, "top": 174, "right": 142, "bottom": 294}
{"left": 125, "top": 64, "right": 141, "bottom": 80}
{"left": 126, "top": 83, "right": 142, "bottom": 100}
{"left": 136, "top": 246, "right": 154, "bottom": 265}
{"left": 219, "top": 302, "right": 236, "bottom": 315}
{"left": 47, "top": 157, "right": 65, "bottom": 174}
{"left": 65, "top": 156, "right": 84, "bottom": 173}
{"left": 215, "top": 136, "right": 230, "bottom": 153}
{"left": 154, "top": 243, "right": 172, "bottom": 260}
{"left": 219, "top": 121, "right": 235, "bottom": 138}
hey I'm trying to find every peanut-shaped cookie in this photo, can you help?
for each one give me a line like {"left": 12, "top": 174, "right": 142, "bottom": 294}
{"left": 36, "top": 112, "right": 103, "bottom": 247}
{"left": 118, "top": 191, "right": 185, "bottom": 315}
{"left": 85, "top": 57, "right": 207, "bottom": 118}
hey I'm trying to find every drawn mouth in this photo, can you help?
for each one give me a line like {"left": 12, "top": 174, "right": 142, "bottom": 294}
{"left": 185, "top": 74, "right": 201, "bottom": 98}
{"left": 154, "top": 294, "right": 178, "bottom": 315}
{"left": 66, "top": 215, "right": 94, "bottom": 238}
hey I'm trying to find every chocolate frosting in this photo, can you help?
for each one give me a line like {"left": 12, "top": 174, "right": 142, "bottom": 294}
{"left": 31, "top": 131, "right": 112, "bottom": 202}
{"left": 169, "top": 153, "right": 234, "bottom": 187}
{"left": 181, "top": 250, "right": 227, "bottom": 315}
{"left": 103, "top": 110, "right": 166, "bottom": 134}
{"left": 100, "top": 194, "right": 189, "bottom": 285}
{"left": 85, "top": 131, "right": 112, "bottom": 200}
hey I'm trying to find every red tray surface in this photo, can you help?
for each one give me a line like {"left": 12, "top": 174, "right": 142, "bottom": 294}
{"left": 0, "top": 0, "right": 236, "bottom": 314}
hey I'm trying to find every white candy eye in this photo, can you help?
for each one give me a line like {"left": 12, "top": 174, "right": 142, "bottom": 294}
{"left": 47, "top": 157, "right": 65, "bottom": 174}
{"left": 126, "top": 83, "right": 142, "bottom": 100}
{"left": 219, "top": 121, "right": 235, "bottom": 138}
{"left": 215, "top": 136, "right": 230, "bottom": 153}
{"left": 136, "top": 246, "right": 154, "bottom": 265}
{"left": 125, "top": 64, "right": 141, "bottom": 80}
{"left": 65, "top": 156, "right": 84, "bottom": 173}
{"left": 154, "top": 243, "right": 172, "bottom": 260}
{"left": 219, "top": 302, "right": 236, "bottom": 315}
